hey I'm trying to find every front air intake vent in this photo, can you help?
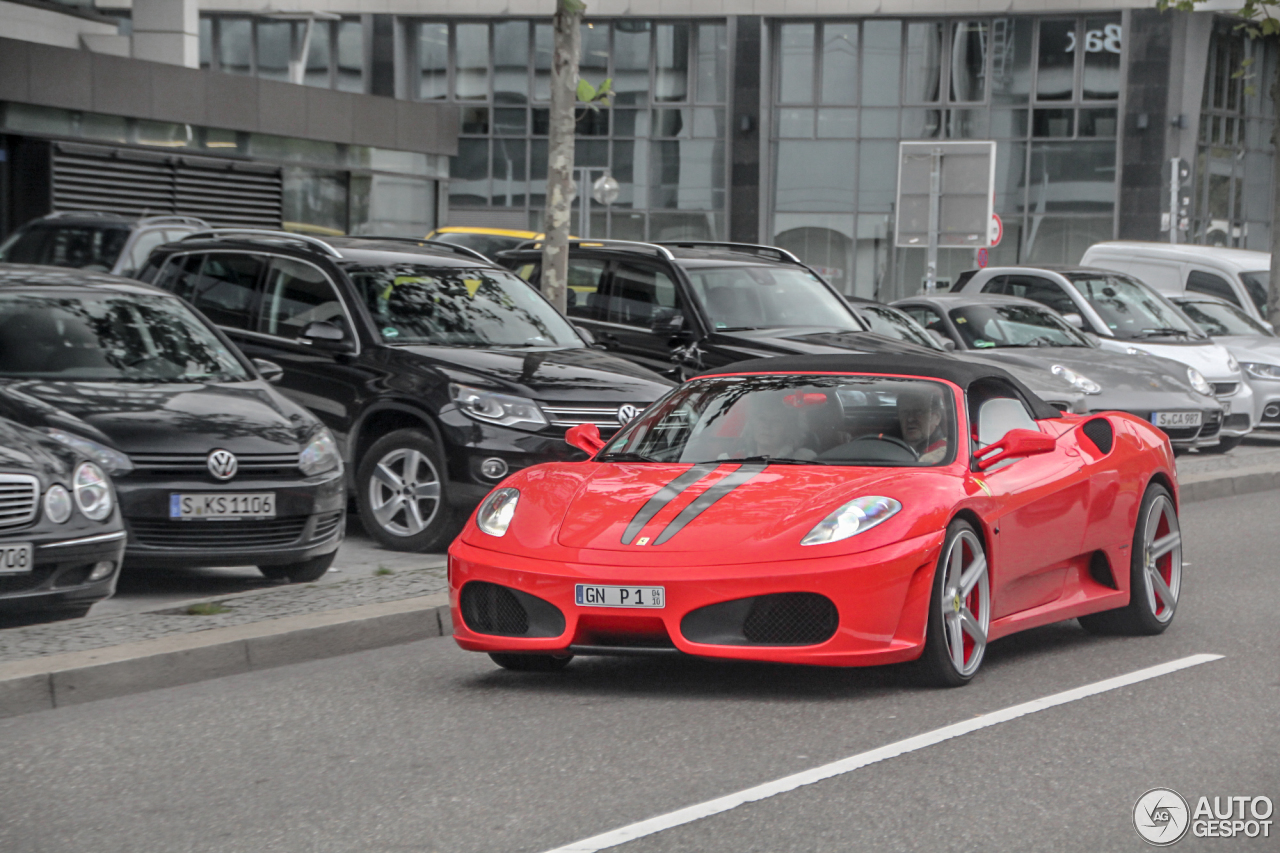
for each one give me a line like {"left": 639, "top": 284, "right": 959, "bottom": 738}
{"left": 1081, "top": 418, "right": 1114, "bottom": 454}
{"left": 682, "top": 592, "right": 839, "bottom": 646}
{"left": 459, "top": 581, "right": 565, "bottom": 638}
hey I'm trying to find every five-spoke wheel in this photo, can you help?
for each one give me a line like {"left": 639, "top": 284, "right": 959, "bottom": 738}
{"left": 917, "top": 519, "right": 990, "bottom": 687}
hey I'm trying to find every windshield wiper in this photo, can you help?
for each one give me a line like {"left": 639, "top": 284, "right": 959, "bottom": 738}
{"left": 1136, "top": 327, "right": 1192, "bottom": 338}
{"left": 598, "top": 451, "right": 661, "bottom": 463}
{"left": 711, "top": 455, "right": 817, "bottom": 465}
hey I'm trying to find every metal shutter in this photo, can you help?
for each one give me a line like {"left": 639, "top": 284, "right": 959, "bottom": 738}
{"left": 52, "top": 143, "right": 282, "bottom": 228}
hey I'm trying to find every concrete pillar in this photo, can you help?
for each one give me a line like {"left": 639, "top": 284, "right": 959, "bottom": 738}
{"left": 131, "top": 0, "right": 198, "bottom": 68}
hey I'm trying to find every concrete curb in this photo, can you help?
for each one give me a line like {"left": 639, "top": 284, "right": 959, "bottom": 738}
{"left": 0, "top": 464, "right": 1274, "bottom": 720}
{"left": 0, "top": 593, "right": 449, "bottom": 719}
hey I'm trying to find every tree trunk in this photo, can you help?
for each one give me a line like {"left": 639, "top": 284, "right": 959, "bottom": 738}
{"left": 1270, "top": 44, "right": 1280, "bottom": 328}
{"left": 541, "top": 1, "right": 582, "bottom": 314}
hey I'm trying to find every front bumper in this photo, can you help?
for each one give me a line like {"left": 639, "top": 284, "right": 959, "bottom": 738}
{"left": 0, "top": 528, "right": 126, "bottom": 613}
{"left": 1090, "top": 406, "right": 1224, "bottom": 449}
{"left": 448, "top": 532, "right": 945, "bottom": 667}
{"left": 116, "top": 471, "right": 346, "bottom": 569}
{"left": 1215, "top": 381, "right": 1254, "bottom": 437}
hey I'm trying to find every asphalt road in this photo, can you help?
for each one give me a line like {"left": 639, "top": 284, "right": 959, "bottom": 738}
{"left": 2, "top": 491, "right": 1277, "bottom": 853}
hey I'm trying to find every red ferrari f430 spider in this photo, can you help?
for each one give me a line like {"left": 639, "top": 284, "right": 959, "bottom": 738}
{"left": 448, "top": 354, "right": 1182, "bottom": 686}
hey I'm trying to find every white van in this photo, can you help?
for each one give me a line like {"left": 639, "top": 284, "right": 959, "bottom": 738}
{"left": 1080, "top": 241, "right": 1271, "bottom": 326}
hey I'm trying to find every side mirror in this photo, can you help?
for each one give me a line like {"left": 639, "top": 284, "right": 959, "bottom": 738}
{"left": 565, "top": 423, "right": 605, "bottom": 456}
{"left": 252, "top": 358, "right": 284, "bottom": 384}
{"left": 1062, "top": 312, "right": 1086, "bottom": 329}
{"left": 927, "top": 329, "right": 956, "bottom": 351}
{"left": 974, "top": 428, "right": 1056, "bottom": 470}
{"left": 651, "top": 308, "right": 684, "bottom": 333}
{"left": 1264, "top": 320, "right": 1276, "bottom": 334}
{"left": 574, "top": 324, "right": 598, "bottom": 346}
{"left": 301, "top": 320, "right": 353, "bottom": 351}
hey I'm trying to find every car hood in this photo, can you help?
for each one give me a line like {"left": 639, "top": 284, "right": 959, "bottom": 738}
{"left": 1100, "top": 337, "right": 1239, "bottom": 382}
{"left": 0, "top": 380, "right": 316, "bottom": 455}
{"left": 522, "top": 461, "right": 955, "bottom": 557}
{"left": 392, "top": 345, "right": 674, "bottom": 402}
{"left": 1215, "top": 335, "right": 1280, "bottom": 368}
{"left": 0, "top": 416, "right": 76, "bottom": 481}
{"left": 946, "top": 353, "right": 1086, "bottom": 412}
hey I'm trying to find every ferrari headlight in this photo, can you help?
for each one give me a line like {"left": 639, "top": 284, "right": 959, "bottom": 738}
{"left": 801, "top": 496, "right": 901, "bottom": 546}
{"left": 299, "top": 428, "right": 342, "bottom": 476}
{"left": 1050, "top": 364, "right": 1102, "bottom": 395}
{"left": 1186, "top": 367, "right": 1214, "bottom": 397}
{"left": 44, "top": 429, "right": 133, "bottom": 475}
{"left": 450, "top": 383, "right": 548, "bottom": 431}
{"left": 476, "top": 487, "right": 519, "bottom": 537}
{"left": 1242, "top": 362, "right": 1280, "bottom": 380}
{"left": 43, "top": 485, "right": 72, "bottom": 524}
{"left": 73, "top": 462, "right": 113, "bottom": 521}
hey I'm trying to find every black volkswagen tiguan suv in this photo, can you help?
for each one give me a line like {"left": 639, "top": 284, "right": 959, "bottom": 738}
{"left": 139, "top": 231, "right": 673, "bottom": 552}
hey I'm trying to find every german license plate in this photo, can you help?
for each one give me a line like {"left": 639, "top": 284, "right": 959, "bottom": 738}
{"left": 575, "top": 584, "right": 665, "bottom": 608}
{"left": 170, "top": 493, "right": 276, "bottom": 520}
{"left": 1152, "top": 411, "right": 1202, "bottom": 428}
{"left": 0, "top": 543, "right": 33, "bottom": 574}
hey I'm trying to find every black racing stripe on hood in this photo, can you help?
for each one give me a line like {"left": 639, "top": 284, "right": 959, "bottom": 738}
{"left": 652, "top": 463, "right": 768, "bottom": 546}
{"left": 620, "top": 463, "right": 718, "bottom": 545}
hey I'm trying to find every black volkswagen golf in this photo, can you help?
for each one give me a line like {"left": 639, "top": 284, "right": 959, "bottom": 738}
{"left": 0, "top": 266, "right": 345, "bottom": 582}
{"left": 0, "top": 415, "right": 126, "bottom": 619}
{"left": 137, "top": 232, "right": 673, "bottom": 552}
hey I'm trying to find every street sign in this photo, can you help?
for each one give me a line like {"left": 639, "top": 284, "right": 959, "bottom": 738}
{"left": 990, "top": 213, "right": 1003, "bottom": 247}
{"left": 895, "top": 141, "right": 997, "bottom": 292}
{"left": 977, "top": 247, "right": 989, "bottom": 268}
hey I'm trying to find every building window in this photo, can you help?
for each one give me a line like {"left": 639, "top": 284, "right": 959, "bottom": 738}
{"left": 200, "top": 15, "right": 366, "bottom": 92}
{"left": 769, "top": 16, "right": 1120, "bottom": 300}
{"left": 410, "top": 19, "right": 728, "bottom": 240}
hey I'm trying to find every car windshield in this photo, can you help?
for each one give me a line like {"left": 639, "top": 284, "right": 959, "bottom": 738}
{"left": 683, "top": 266, "right": 862, "bottom": 332}
{"left": 347, "top": 265, "right": 583, "bottom": 348}
{"left": 599, "top": 375, "right": 957, "bottom": 467}
{"left": 0, "top": 224, "right": 130, "bottom": 272}
{"left": 1177, "top": 299, "right": 1272, "bottom": 337}
{"left": 0, "top": 292, "right": 250, "bottom": 382}
{"left": 1064, "top": 273, "right": 1202, "bottom": 340}
{"left": 430, "top": 233, "right": 528, "bottom": 259}
{"left": 949, "top": 303, "right": 1090, "bottom": 349}
{"left": 1240, "top": 271, "right": 1269, "bottom": 316}
{"left": 857, "top": 304, "right": 943, "bottom": 349}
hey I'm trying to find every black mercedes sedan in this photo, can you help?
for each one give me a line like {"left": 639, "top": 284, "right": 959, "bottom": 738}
{"left": 0, "top": 415, "right": 126, "bottom": 619}
{"left": 137, "top": 232, "right": 675, "bottom": 553}
{"left": 0, "top": 265, "right": 345, "bottom": 582}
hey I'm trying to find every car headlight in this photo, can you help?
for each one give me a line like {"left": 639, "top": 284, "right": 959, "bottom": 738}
{"left": 1226, "top": 352, "right": 1240, "bottom": 373}
{"left": 1243, "top": 362, "right": 1280, "bottom": 380}
{"left": 1186, "top": 367, "right": 1214, "bottom": 397}
{"left": 801, "top": 496, "right": 901, "bottom": 546}
{"left": 44, "top": 429, "right": 132, "bottom": 475}
{"left": 43, "top": 485, "right": 72, "bottom": 524}
{"left": 476, "top": 487, "right": 519, "bottom": 537}
{"left": 450, "top": 383, "right": 548, "bottom": 431}
{"left": 73, "top": 462, "right": 113, "bottom": 521}
{"left": 1050, "top": 364, "right": 1102, "bottom": 395}
{"left": 299, "top": 428, "right": 342, "bottom": 476}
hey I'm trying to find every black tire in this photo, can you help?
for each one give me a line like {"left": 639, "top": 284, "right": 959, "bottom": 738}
{"left": 356, "top": 428, "right": 460, "bottom": 552}
{"left": 1198, "top": 435, "right": 1242, "bottom": 454}
{"left": 913, "top": 518, "right": 991, "bottom": 688}
{"left": 489, "top": 653, "right": 574, "bottom": 672}
{"left": 1079, "top": 483, "right": 1181, "bottom": 636}
{"left": 258, "top": 551, "right": 337, "bottom": 583}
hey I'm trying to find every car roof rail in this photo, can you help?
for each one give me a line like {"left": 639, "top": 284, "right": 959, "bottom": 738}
{"left": 657, "top": 241, "right": 806, "bottom": 265}
{"left": 137, "top": 215, "right": 210, "bottom": 228}
{"left": 43, "top": 210, "right": 127, "bottom": 220}
{"left": 509, "top": 238, "right": 676, "bottom": 260}
{"left": 348, "top": 236, "right": 495, "bottom": 265}
{"left": 180, "top": 228, "right": 344, "bottom": 259}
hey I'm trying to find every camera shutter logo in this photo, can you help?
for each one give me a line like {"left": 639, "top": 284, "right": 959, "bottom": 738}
{"left": 617, "top": 404, "right": 641, "bottom": 425}
{"left": 207, "top": 449, "right": 238, "bottom": 481}
{"left": 1134, "top": 788, "right": 1190, "bottom": 846}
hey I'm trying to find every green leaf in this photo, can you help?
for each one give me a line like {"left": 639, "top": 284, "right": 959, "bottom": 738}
{"left": 576, "top": 78, "right": 597, "bottom": 102}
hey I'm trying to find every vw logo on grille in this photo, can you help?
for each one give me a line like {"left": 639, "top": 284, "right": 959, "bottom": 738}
{"left": 617, "top": 404, "right": 641, "bottom": 425}
{"left": 207, "top": 449, "right": 238, "bottom": 481}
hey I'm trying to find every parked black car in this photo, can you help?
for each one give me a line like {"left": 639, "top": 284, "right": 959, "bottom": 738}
{"left": 0, "top": 212, "right": 209, "bottom": 279}
{"left": 137, "top": 232, "right": 674, "bottom": 552}
{"left": 0, "top": 265, "right": 345, "bottom": 582}
{"left": 498, "top": 240, "right": 943, "bottom": 380}
{"left": 0, "top": 415, "right": 126, "bottom": 619}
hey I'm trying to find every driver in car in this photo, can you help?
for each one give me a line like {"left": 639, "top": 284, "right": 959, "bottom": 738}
{"left": 897, "top": 385, "right": 949, "bottom": 464}
{"left": 719, "top": 392, "right": 817, "bottom": 461}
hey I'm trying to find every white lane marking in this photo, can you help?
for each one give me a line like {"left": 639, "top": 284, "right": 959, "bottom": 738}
{"left": 539, "top": 653, "right": 1223, "bottom": 853}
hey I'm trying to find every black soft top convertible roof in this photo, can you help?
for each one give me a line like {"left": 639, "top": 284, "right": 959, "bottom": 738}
{"left": 695, "top": 353, "right": 1061, "bottom": 420}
